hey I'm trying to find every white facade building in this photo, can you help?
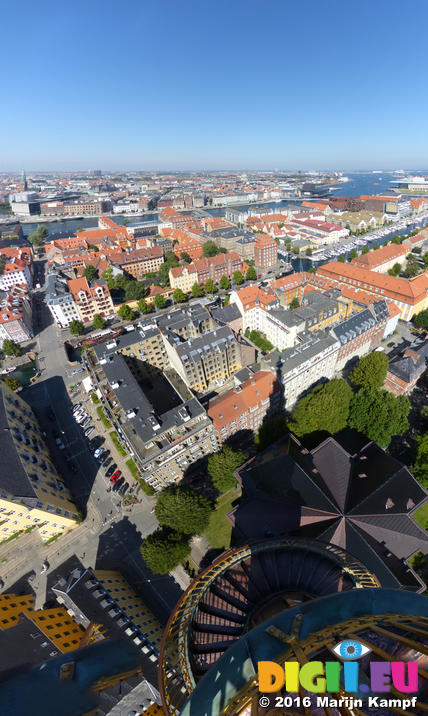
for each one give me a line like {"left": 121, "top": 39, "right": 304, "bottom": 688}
{"left": 45, "top": 273, "right": 80, "bottom": 327}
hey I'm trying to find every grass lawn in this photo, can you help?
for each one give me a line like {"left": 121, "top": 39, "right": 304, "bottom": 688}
{"left": 205, "top": 497, "right": 237, "bottom": 550}
{"left": 414, "top": 502, "right": 428, "bottom": 529}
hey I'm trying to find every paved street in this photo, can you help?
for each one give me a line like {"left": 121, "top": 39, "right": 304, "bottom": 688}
{"left": 0, "top": 278, "right": 182, "bottom": 622}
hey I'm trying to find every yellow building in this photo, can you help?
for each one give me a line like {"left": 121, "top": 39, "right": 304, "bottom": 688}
{"left": 0, "top": 593, "right": 87, "bottom": 652}
{"left": 169, "top": 264, "right": 197, "bottom": 292}
{"left": 0, "top": 384, "right": 79, "bottom": 541}
{"left": 94, "top": 570, "right": 163, "bottom": 648}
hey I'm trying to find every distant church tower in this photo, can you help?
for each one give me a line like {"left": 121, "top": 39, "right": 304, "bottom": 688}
{"left": 21, "top": 169, "right": 28, "bottom": 191}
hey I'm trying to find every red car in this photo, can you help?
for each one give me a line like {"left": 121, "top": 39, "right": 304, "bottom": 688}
{"left": 110, "top": 470, "right": 121, "bottom": 483}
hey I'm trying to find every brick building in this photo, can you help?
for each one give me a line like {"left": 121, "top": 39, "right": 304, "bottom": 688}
{"left": 254, "top": 233, "right": 278, "bottom": 269}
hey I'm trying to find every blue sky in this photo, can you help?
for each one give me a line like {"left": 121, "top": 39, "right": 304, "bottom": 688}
{"left": 1, "top": 0, "right": 427, "bottom": 170}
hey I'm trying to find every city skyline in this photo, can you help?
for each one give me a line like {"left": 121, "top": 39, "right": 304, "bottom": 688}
{"left": 1, "top": 0, "right": 428, "bottom": 170}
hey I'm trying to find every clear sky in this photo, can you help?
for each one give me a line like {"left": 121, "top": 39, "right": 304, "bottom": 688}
{"left": 1, "top": 0, "right": 428, "bottom": 171}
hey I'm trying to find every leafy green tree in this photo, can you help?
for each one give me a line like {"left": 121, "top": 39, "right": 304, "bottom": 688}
{"left": 246, "top": 266, "right": 257, "bottom": 280}
{"left": 140, "top": 528, "right": 190, "bottom": 574}
{"left": 305, "top": 248, "right": 313, "bottom": 257}
{"left": 361, "top": 246, "right": 370, "bottom": 254}
{"left": 204, "top": 278, "right": 217, "bottom": 294}
{"left": 122, "top": 218, "right": 129, "bottom": 227}
{"left": 101, "top": 266, "right": 115, "bottom": 289}
{"left": 338, "top": 255, "right": 346, "bottom": 263}
{"left": 388, "top": 263, "right": 401, "bottom": 276}
{"left": 224, "top": 294, "right": 230, "bottom": 305}
{"left": 403, "top": 254, "right": 420, "bottom": 278}
{"left": 138, "top": 298, "right": 152, "bottom": 314}
{"left": 291, "top": 379, "right": 353, "bottom": 437}
{"left": 173, "top": 288, "right": 186, "bottom": 303}
{"left": 180, "top": 251, "right": 192, "bottom": 264}
{"left": 220, "top": 275, "right": 231, "bottom": 289}
{"left": 2, "top": 338, "right": 20, "bottom": 356}
{"left": 414, "top": 309, "right": 428, "bottom": 330}
{"left": 349, "top": 249, "right": 358, "bottom": 260}
{"left": 117, "top": 304, "right": 134, "bottom": 321}
{"left": 69, "top": 320, "right": 84, "bottom": 335}
{"left": 203, "top": 240, "right": 219, "bottom": 257}
{"left": 83, "top": 265, "right": 99, "bottom": 282}
{"left": 208, "top": 445, "right": 247, "bottom": 492}
{"left": 155, "top": 486, "right": 211, "bottom": 534}
{"left": 191, "top": 282, "right": 204, "bottom": 297}
{"left": 218, "top": 247, "right": 228, "bottom": 254}
{"left": 233, "top": 270, "right": 244, "bottom": 285}
{"left": 76, "top": 225, "right": 84, "bottom": 232}
{"left": 372, "top": 244, "right": 379, "bottom": 251}
{"left": 256, "top": 415, "right": 288, "bottom": 452}
{"left": 391, "top": 235, "right": 402, "bottom": 244}
{"left": 350, "top": 352, "right": 388, "bottom": 390}
{"left": 154, "top": 293, "right": 166, "bottom": 309}
{"left": 2, "top": 376, "right": 21, "bottom": 391}
{"left": 28, "top": 225, "right": 48, "bottom": 247}
{"left": 308, "top": 267, "right": 317, "bottom": 274}
{"left": 412, "top": 434, "right": 428, "bottom": 488}
{"left": 420, "top": 405, "right": 428, "bottom": 425}
{"left": 348, "top": 387, "right": 410, "bottom": 447}
{"left": 422, "top": 251, "right": 428, "bottom": 269}
{"left": 92, "top": 314, "right": 106, "bottom": 330}
{"left": 87, "top": 243, "right": 99, "bottom": 252}
{"left": 125, "top": 281, "right": 147, "bottom": 301}
{"left": 289, "top": 297, "right": 300, "bottom": 310}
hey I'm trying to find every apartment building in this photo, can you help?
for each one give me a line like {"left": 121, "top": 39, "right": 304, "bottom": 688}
{"left": 291, "top": 218, "right": 349, "bottom": 244}
{"left": 109, "top": 246, "right": 163, "bottom": 278}
{"left": 208, "top": 370, "right": 282, "bottom": 443}
{"left": 0, "top": 285, "right": 33, "bottom": 346}
{"left": 384, "top": 340, "right": 428, "bottom": 395}
{"left": 62, "top": 199, "right": 111, "bottom": 215}
{"left": 68, "top": 276, "right": 114, "bottom": 323}
{"left": 156, "top": 303, "right": 216, "bottom": 339}
{"left": 317, "top": 261, "right": 428, "bottom": 320}
{"left": 46, "top": 272, "right": 80, "bottom": 327}
{"left": 169, "top": 252, "right": 243, "bottom": 290}
{"left": 91, "top": 346, "right": 217, "bottom": 489}
{"left": 331, "top": 300, "right": 389, "bottom": 372}
{"left": 0, "top": 247, "right": 32, "bottom": 290}
{"left": 254, "top": 233, "right": 278, "bottom": 269}
{"left": 264, "top": 331, "right": 340, "bottom": 409}
{"left": 351, "top": 243, "right": 410, "bottom": 273}
{"left": 0, "top": 384, "right": 79, "bottom": 540}
{"left": 0, "top": 593, "right": 87, "bottom": 654}
{"left": 161, "top": 325, "right": 242, "bottom": 393}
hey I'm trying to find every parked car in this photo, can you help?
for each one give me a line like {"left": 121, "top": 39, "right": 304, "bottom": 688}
{"left": 119, "top": 482, "right": 129, "bottom": 495}
{"left": 103, "top": 456, "right": 113, "bottom": 468}
{"left": 112, "top": 476, "right": 124, "bottom": 491}
{"left": 93, "top": 447, "right": 103, "bottom": 459}
{"left": 106, "top": 464, "right": 116, "bottom": 477}
{"left": 71, "top": 367, "right": 84, "bottom": 375}
{"left": 84, "top": 427, "right": 94, "bottom": 437}
{"left": 110, "top": 470, "right": 121, "bottom": 483}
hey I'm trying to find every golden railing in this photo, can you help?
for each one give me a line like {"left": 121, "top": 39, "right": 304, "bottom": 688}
{"left": 159, "top": 537, "right": 379, "bottom": 714}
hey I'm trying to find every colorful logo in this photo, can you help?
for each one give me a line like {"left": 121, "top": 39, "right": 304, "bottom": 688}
{"left": 258, "top": 639, "right": 418, "bottom": 694}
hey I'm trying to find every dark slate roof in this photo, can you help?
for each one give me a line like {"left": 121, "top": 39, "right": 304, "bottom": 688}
{"left": 388, "top": 339, "right": 428, "bottom": 384}
{"left": 0, "top": 389, "right": 36, "bottom": 499}
{"left": 236, "top": 434, "right": 428, "bottom": 592}
{"left": 332, "top": 307, "right": 377, "bottom": 346}
{"left": 210, "top": 303, "right": 242, "bottom": 325}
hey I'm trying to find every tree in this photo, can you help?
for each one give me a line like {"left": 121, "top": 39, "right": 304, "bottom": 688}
{"left": 203, "top": 240, "right": 219, "bottom": 257}
{"left": 125, "top": 281, "right": 147, "bottom": 301}
{"left": 180, "top": 251, "right": 192, "bottom": 264}
{"left": 138, "top": 298, "right": 152, "bottom": 314}
{"left": 422, "top": 252, "right": 428, "bottom": 269}
{"left": 361, "top": 246, "right": 370, "bottom": 254}
{"left": 87, "top": 243, "right": 99, "bottom": 252}
{"left": 117, "top": 304, "right": 134, "bottom": 321}
{"left": 305, "top": 248, "right": 313, "bottom": 256}
{"left": 350, "top": 352, "right": 388, "bottom": 390}
{"left": 155, "top": 486, "right": 211, "bottom": 534}
{"left": 2, "top": 338, "right": 20, "bottom": 356}
{"left": 123, "top": 218, "right": 129, "bottom": 227}
{"left": 289, "top": 297, "right": 300, "bottom": 310}
{"left": 224, "top": 294, "right": 230, "bottom": 305}
{"left": 338, "top": 255, "right": 346, "bottom": 263}
{"left": 28, "top": 225, "right": 48, "bottom": 247}
{"left": 233, "top": 270, "right": 244, "bottom": 285}
{"left": 2, "top": 376, "right": 21, "bottom": 391}
{"left": 191, "top": 282, "right": 204, "bottom": 297}
{"left": 403, "top": 255, "right": 420, "bottom": 278}
{"left": 101, "top": 266, "right": 115, "bottom": 289}
{"left": 412, "top": 434, "right": 428, "bottom": 488}
{"left": 349, "top": 249, "right": 358, "bottom": 260}
{"left": 348, "top": 387, "right": 410, "bottom": 447}
{"left": 391, "top": 235, "right": 402, "bottom": 244}
{"left": 246, "top": 266, "right": 257, "bottom": 280}
{"left": 92, "top": 314, "right": 106, "bottom": 330}
{"left": 290, "top": 379, "right": 353, "bottom": 437}
{"left": 372, "top": 244, "right": 379, "bottom": 251}
{"left": 208, "top": 445, "right": 247, "bottom": 492}
{"left": 414, "top": 309, "right": 428, "bottom": 331}
{"left": 256, "top": 415, "right": 288, "bottom": 452}
{"left": 154, "top": 293, "right": 166, "bottom": 309}
{"left": 388, "top": 263, "right": 401, "bottom": 276}
{"left": 140, "top": 528, "right": 190, "bottom": 574}
{"left": 204, "top": 278, "right": 217, "bottom": 294}
{"left": 69, "top": 319, "right": 84, "bottom": 335}
{"left": 173, "top": 288, "right": 186, "bottom": 303}
{"left": 77, "top": 225, "right": 84, "bottom": 232}
{"left": 220, "top": 275, "right": 231, "bottom": 289}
